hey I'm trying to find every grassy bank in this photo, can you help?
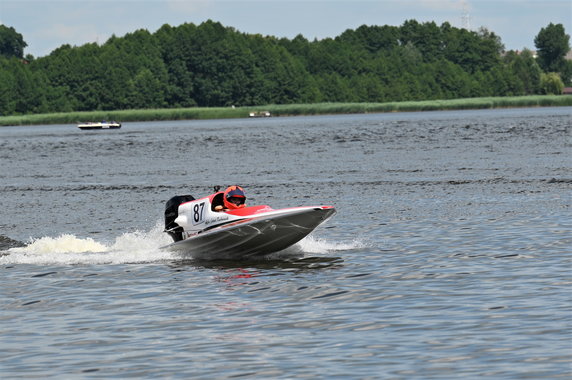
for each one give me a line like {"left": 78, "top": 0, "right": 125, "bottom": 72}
{"left": 1, "top": 95, "right": 571, "bottom": 126}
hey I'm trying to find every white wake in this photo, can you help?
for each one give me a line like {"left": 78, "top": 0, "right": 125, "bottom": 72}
{"left": 1, "top": 223, "right": 364, "bottom": 265}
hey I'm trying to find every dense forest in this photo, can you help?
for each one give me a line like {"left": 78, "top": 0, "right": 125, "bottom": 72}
{"left": 0, "top": 20, "right": 570, "bottom": 116}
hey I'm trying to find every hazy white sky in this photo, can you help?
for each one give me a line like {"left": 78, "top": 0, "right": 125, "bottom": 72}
{"left": 1, "top": 0, "right": 571, "bottom": 57}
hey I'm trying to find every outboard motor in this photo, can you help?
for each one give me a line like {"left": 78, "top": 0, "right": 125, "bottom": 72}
{"left": 164, "top": 195, "right": 195, "bottom": 242}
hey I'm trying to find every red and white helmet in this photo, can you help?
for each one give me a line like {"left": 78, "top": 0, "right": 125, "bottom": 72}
{"left": 223, "top": 185, "right": 246, "bottom": 209}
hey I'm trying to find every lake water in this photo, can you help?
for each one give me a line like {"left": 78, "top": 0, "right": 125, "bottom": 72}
{"left": 1, "top": 107, "right": 571, "bottom": 378}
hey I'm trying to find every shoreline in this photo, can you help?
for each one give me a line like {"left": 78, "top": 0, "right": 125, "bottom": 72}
{"left": 1, "top": 95, "right": 571, "bottom": 127}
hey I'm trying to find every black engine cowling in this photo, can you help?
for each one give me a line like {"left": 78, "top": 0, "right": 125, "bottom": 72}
{"left": 164, "top": 195, "right": 195, "bottom": 242}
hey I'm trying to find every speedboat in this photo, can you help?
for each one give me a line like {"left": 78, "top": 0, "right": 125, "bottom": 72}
{"left": 77, "top": 121, "right": 121, "bottom": 130}
{"left": 162, "top": 187, "right": 336, "bottom": 260}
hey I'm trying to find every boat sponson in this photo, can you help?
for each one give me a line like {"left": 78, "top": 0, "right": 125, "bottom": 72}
{"left": 166, "top": 207, "right": 335, "bottom": 260}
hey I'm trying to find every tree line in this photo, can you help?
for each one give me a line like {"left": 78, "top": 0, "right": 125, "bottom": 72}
{"left": 0, "top": 20, "right": 570, "bottom": 116}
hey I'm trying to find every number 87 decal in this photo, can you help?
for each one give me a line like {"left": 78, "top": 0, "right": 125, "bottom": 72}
{"left": 192, "top": 202, "right": 205, "bottom": 225}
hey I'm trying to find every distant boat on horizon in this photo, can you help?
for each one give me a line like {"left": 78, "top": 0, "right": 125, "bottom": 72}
{"left": 249, "top": 111, "right": 271, "bottom": 118}
{"left": 77, "top": 121, "right": 121, "bottom": 130}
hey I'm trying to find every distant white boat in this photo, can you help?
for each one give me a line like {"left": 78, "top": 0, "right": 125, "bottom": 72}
{"left": 249, "top": 111, "right": 271, "bottom": 118}
{"left": 77, "top": 121, "right": 121, "bottom": 130}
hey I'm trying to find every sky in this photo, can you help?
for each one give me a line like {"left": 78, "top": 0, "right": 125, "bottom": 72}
{"left": 1, "top": 0, "right": 571, "bottom": 58}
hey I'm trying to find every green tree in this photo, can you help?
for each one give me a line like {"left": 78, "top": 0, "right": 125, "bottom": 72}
{"left": 0, "top": 19, "right": 552, "bottom": 116}
{"left": 539, "top": 72, "right": 564, "bottom": 94}
{"left": 0, "top": 58, "right": 17, "bottom": 114}
{"left": 475, "top": 27, "right": 503, "bottom": 71}
{"left": 0, "top": 25, "right": 27, "bottom": 58}
{"left": 337, "top": 24, "right": 400, "bottom": 53}
{"left": 440, "top": 23, "right": 502, "bottom": 73}
{"left": 503, "top": 50, "right": 542, "bottom": 94}
{"left": 534, "top": 23, "right": 571, "bottom": 77}
{"left": 561, "top": 60, "right": 572, "bottom": 86}
{"left": 399, "top": 20, "right": 443, "bottom": 61}
{"left": 128, "top": 68, "right": 166, "bottom": 108}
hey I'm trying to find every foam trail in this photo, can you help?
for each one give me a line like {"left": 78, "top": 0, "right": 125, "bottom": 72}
{"left": 294, "top": 235, "right": 367, "bottom": 254}
{"left": 9, "top": 234, "right": 108, "bottom": 254}
{"left": 0, "top": 225, "right": 364, "bottom": 265}
{"left": 0, "top": 223, "right": 175, "bottom": 265}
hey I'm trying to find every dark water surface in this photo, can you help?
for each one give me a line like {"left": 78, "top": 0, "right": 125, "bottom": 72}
{"left": 1, "top": 107, "right": 571, "bottom": 378}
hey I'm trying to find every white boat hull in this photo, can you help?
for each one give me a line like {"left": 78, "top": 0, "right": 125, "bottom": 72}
{"left": 165, "top": 206, "right": 335, "bottom": 260}
{"left": 78, "top": 122, "right": 121, "bottom": 130}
